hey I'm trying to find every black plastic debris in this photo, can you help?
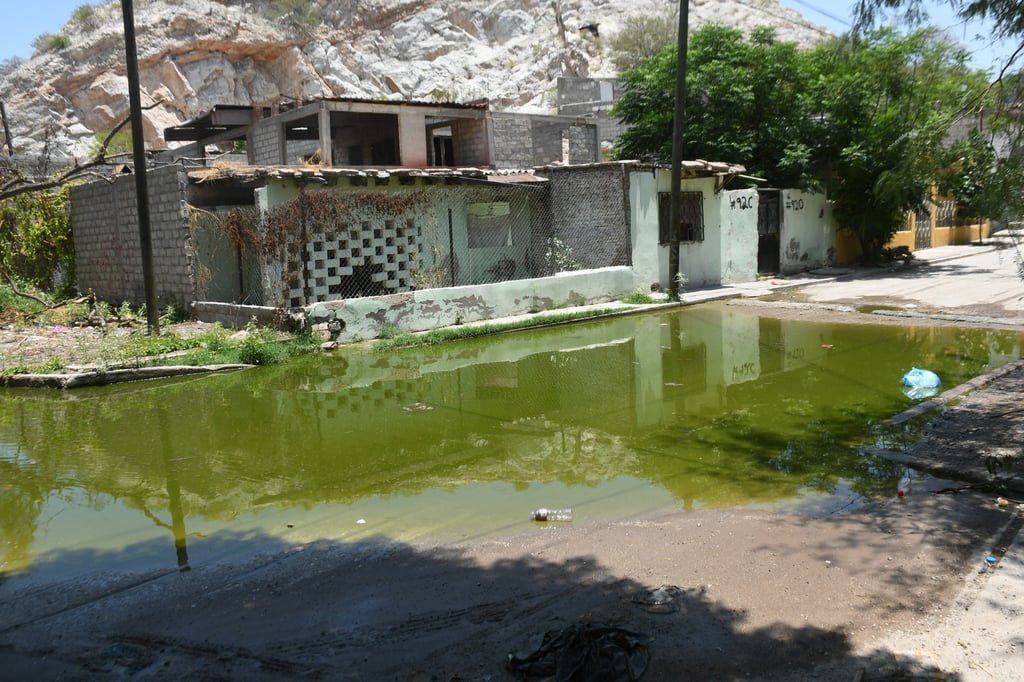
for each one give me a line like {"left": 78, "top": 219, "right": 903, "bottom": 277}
{"left": 507, "top": 622, "right": 651, "bottom": 681}
{"left": 631, "top": 583, "right": 684, "bottom": 614}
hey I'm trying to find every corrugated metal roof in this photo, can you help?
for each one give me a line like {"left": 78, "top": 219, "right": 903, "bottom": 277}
{"left": 187, "top": 165, "right": 546, "bottom": 185}
{"left": 534, "top": 159, "right": 748, "bottom": 176}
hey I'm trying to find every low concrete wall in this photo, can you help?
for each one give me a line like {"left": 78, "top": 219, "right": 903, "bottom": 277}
{"left": 191, "top": 302, "right": 283, "bottom": 329}
{"left": 305, "top": 266, "right": 639, "bottom": 343}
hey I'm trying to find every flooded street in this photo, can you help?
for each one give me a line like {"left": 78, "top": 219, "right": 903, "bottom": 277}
{"left": 3, "top": 305, "right": 1020, "bottom": 586}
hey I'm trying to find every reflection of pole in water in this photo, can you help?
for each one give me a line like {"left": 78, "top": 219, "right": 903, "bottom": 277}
{"left": 157, "top": 408, "right": 191, "bottom": 572}
{"left": 166, "top": 470, "right": 191, "bottom": 572}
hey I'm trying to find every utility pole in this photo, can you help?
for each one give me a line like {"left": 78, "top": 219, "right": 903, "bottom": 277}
{"left": 668, "top": 1, "right": 690, "bottom": 300}
{"left": 121, "top": 0, "right": 160, "bottom": 334}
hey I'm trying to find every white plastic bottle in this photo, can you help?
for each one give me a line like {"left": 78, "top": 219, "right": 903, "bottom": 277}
{"left": 531, "top": 508, "right": 573, "bottom": 522}
{"left": 897, "top": 476, "right": 911, "bottom": 497}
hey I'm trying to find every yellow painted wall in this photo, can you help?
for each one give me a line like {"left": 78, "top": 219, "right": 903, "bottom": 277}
{"left": 834, "top": 188, "right": 991, "bottom": 265}
{"left": 835, "top": 229, "right": 862, "bottom": 263}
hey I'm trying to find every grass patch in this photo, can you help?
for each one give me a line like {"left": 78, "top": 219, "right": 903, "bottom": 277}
{"left": 857, "top": 305, "right": 905, "bottom": 314}
{"left": 373, "top": 308, "right": 622, "bottom": 351}
{"left": 0, "top": 285, "right": 48, "bottom": 320}
{"left": 622, "top": 289, "right": 655, "bottom": 305}
{"left": 146, "top": 323, "right": 320, "bottom": 367}
{"left": 0, "top": 357, "right": 66, "bottom": 378}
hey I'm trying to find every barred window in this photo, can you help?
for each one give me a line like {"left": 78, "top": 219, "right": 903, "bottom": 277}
{"left": 658, "top": 191, "right": 705, "bottom": 244}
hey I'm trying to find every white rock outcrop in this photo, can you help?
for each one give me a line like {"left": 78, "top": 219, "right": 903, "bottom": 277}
{"left": 0, "top": 0, "right": 829, "bottom": 164}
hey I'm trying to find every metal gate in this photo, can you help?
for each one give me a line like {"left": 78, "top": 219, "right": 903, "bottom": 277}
{"left": 914, "top": 204, "right": 932, "bottom": 250}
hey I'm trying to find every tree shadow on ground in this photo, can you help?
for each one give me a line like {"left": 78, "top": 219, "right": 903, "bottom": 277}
{"left": 0, "top": 525, "right": 966, "bottom": 681}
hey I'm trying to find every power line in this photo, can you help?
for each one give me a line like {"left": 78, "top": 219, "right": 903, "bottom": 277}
{"left": 784, "top": 0, "right": 852, "bottom": 28}
{"left": 729, "top": 0, "right": 836, "bottom": 38}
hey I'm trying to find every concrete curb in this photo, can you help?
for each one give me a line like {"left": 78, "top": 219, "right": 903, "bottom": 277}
{"left": 2, "top": 364, "right": 250, "bottom": 389}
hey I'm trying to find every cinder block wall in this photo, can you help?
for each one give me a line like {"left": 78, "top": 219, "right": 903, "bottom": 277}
{"left": 250, "top": 118, "right": 283, "bottom": 166}
{"left": 490, "top": 115, "right": 535, "bottom": 169}
{"left": 531, "top": 120, "right": 566, "bottom": 166}
{"left": 71, "top": 165, "right": 194, "bottom": 308}
{"left": 535, "top": 163, "right": 632, "bottom": 270}
{"left": 451, "top": 118, "right": 490, "bottom": 166}
{"left": 556, "top": 77, "right": 627, "bottom": 154}
{"left": 567, "top": 125, "right": 598, "bottom": 165}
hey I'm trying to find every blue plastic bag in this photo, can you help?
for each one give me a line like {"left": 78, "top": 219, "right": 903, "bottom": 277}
{"left": 901, "top": 367, "right": 941, "bottom": 400}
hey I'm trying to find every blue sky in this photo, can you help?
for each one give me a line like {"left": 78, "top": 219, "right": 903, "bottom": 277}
{"left": 0, "top": 0, "right": 1018, "bottom": 74}
{"left": 778, "top": 0, "right": 1016, "bottom": 74}
{"left": 1, "top": 0, "right": 85, "bottom": 63}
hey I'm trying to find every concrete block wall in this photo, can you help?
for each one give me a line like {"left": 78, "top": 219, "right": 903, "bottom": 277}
{"left": 306, "top": 266, "right": 641, "bottom": 343}
{"left": 567, "top": 125, "right": 598, "bottom": 165}
{"left": 557, "top": 77, "right": 627, "bottom": 155}
{"left": 531, "top": 120, "right": 567, "bottom": 166}
{"left": 780, "top": 190, "right": 836, "bottom": 274}
{"left": 451, "top": 118, "right": 490, "bottom": 166}
{"left": 537, "top": 164, "right": 632, "bottom": 270}
{"left": 491, "top": 114, "right": 599, "bottom": 169}
{"left": 490, "top": 114, "right": 535, "bottom": 169}
{"left": 284, "top": 217, "right": 427, "bottom": 307}
{"left": 71, "top": 164, "right": 194, "bottom": 308}
{"left": 250, "top": 117, "right": 283, "bottom": 165}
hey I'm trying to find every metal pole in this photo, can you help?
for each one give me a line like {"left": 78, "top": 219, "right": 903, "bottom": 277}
{"left": 121, "top": 0, "right": 160, "bottom": 334}
{"left": 668, "top": 0, "right": 689, "bottom": 300}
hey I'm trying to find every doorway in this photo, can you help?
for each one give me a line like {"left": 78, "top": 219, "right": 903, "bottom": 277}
{"left": 757, "top": 189, "right": 781, "bottom": 274}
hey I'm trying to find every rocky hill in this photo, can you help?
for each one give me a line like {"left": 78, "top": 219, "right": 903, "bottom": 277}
{"left": 0, "top": 0, "right": 828, "bottom": 165}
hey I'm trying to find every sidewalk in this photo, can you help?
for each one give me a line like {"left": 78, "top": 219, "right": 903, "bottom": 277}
{"left": 685, "top": 241, "right": 1005, "bottom": 305}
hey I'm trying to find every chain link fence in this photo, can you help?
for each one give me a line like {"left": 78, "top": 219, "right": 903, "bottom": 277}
{"left": 190, "top": 178, "right": 622, "bottom": 309}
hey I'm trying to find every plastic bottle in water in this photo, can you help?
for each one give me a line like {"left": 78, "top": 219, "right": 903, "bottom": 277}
{"left": 897, "top": 476, "right": 911, "bottom": 497}
{"left": 531, "top": 508, "right": 572, "bottom": 522}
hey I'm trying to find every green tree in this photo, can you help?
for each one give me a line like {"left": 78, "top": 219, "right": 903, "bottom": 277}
{"left": 611, "top": 22, "right": 992, "bottom": 262}
{"left": 854, "top": 0, "right": 1024, "bottom": 51}
{"left": 68, "top": 3, "right": 100, "bottom": 33}
{"left": 612, "top": 24, "right": 817, "bottom": 187}
{"left": 812, "top": 27, "right": 989, "bottom": 261}
{"left": 607, "top": 8, "right": 679, "bottom": 72}
{"left": 1, "top": 110, "right": 152, "bottom": 302}
{"left": 0, "top": 185, "right": 75, "bottom": 295}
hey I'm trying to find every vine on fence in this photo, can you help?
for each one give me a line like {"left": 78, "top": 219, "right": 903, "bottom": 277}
{"left": 199, "top": 189, "right": 436, "bottom": 307}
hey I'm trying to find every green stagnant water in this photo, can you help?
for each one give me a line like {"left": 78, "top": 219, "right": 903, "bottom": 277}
{"left": 2, "top": 305, "right": 1021, "bottom": 586}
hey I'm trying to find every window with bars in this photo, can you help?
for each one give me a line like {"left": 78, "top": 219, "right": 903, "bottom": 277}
{"left": 658, "top": 191, "right": 705, "bottom": 244}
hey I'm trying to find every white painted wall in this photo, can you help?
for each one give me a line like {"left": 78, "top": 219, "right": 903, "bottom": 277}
{"left": 720, "top": 189, "right": 759, "bottom": 283}
{"left": 628, "top": 169, "right": 662, "bottom": 291}
{"left": 645, "top": 173, "right": 724, "bottom": 290}
{"left": 780, "top": 190, "right": 836, "bottom": 273}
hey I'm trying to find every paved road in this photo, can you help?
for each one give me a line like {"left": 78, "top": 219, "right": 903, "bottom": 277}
{"left": 802, "top": 241, "right": 1024, "bottom": 319}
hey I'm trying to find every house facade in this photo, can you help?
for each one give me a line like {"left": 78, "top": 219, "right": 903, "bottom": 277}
{"left": 539, "top": 162, "right": 836, "bottom": 291}
{"left": 71, "top": 95, "right": 841, "bottom": 340}
{"left": 70, "top": 157, "right": 839, "bottom": 340}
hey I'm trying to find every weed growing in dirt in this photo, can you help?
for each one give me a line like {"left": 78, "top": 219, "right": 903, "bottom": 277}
{"left": 623, "top": 290, "right": 654, "bottom": 305}
{"left": 0, "top": 356, "right": 65, "bottom": 379}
